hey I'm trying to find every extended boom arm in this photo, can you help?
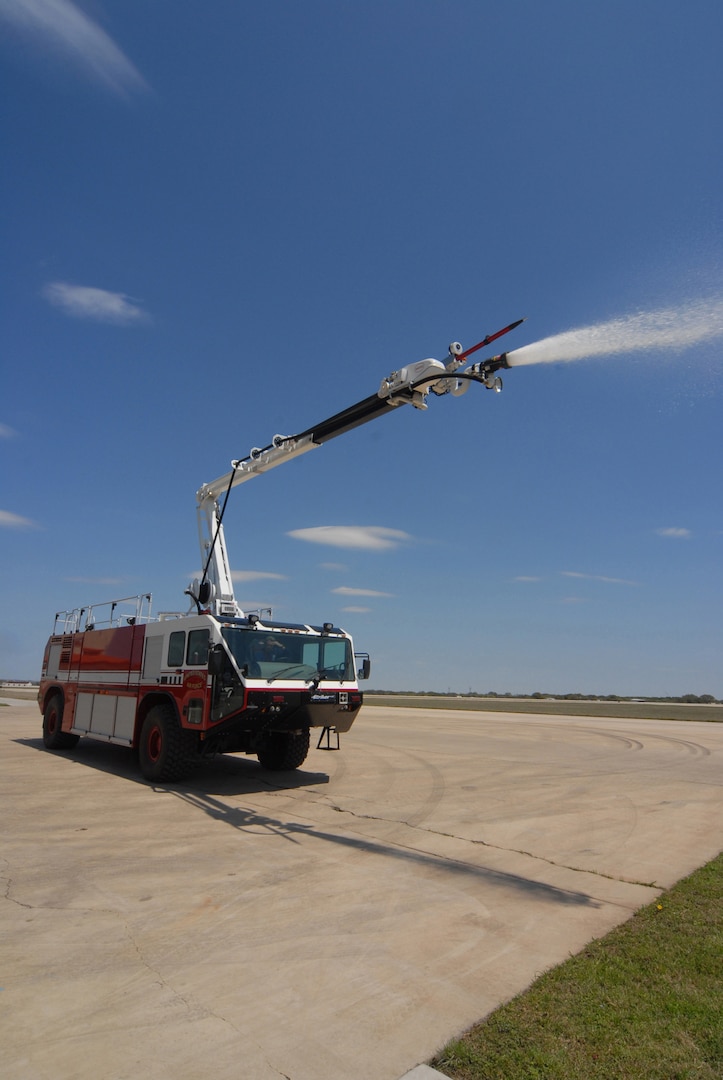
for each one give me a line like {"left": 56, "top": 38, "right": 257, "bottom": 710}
{"left": 189, "top": 320, "right": 523, "bottom": 616}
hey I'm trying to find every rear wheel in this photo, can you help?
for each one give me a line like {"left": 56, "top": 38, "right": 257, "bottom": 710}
{"left": 42, "top": 694, "right": 79, "bottom": 750}
{"left": 257, "top": 729, "right": 310, "bottom": 771}
{"left": 138, "top": 703, "right": 200, "bottom": 782}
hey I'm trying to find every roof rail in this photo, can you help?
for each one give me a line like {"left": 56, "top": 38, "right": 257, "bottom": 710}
{"left": 53, "top": 593, "right": 153, "bottom": 634}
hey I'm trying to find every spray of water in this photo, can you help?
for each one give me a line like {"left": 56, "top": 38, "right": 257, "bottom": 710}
{"left": 506, "top": 297, "right": 723, "bottom": 367}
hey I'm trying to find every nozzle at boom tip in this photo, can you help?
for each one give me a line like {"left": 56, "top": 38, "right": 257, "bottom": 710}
{"left": 481, "top": 352, "right": 510, "bottom": 375}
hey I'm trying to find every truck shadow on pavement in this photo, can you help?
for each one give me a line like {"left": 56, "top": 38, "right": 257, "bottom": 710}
{"left": 18, "top": 737, "right": 601, "bottom": 909}
{"left": 16, "top": 736, "right": 330, "bottom": 796}
{"left": 165, "top": 785, "right": 603, "bottom": 909}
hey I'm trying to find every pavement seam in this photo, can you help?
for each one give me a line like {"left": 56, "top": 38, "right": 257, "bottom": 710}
{"left": 1, "top": 857, "right": 250, "bottom": 1039}
{"left": 321, "top": 801, "right": 660, "bottom": 892}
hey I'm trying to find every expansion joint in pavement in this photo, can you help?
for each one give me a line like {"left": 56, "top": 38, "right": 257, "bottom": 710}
{"left": 323, "top": 801, "right": 660, "bottom": 892}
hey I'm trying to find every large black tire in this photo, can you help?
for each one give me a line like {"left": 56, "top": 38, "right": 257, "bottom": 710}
{"left": 43, "top": 694, "right": 80, "bottom": 750}
{"left": 257, "top": 729, "right": 310, "bottom": 771}
{"left": 138, "top": 703, "right": 200, "bottom": 782}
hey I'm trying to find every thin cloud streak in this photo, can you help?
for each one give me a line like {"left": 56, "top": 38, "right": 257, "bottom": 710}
{"left": 332, "top": 586, "right": 394, "bottom": 598}
{"left": 64, "top": 576, "right": 125, "bottom": 585}
{"left": 655, "top": 527, "right": 692, "bottom": 539}
{"left": 42, "top": 282, "right": 150, "bottom": 324}
{"left": 288, "top": 525, "right": 411, "bottom": 550}
{"left": 560, "top": 571, "right": 639, "bottom": 586}
{"left": 0, "top": 509, "right": 37, "bottom": 529}
{"left": 0, "top": 0, "right": 148, "bottom": 95}
{"left": 231, "top": 570, "right": 286, "bottom": 583}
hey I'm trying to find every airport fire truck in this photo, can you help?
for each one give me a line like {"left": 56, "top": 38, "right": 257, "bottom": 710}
{"left": 38, "top": 322, "right": 521, "bottom": 781}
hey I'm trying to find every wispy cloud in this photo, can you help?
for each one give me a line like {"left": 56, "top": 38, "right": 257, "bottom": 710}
{"left": 64, "top": 575, "right": 124, "bottom": 585}
{"left": 0, "top": 0, "right": 148, "bottom": 96}
{"left": 42, "top": 281, "right": 150, "bottom": 324}
{"left": 0, "top": 423, "right": 17, "bottom": 438}
{"left": 560, "top": 571, "right": 639, "bottom": 586}
{"left": 0, "top": 509, "right": 37, "bottom": 529}
{"left": 320, "top": 562, "right": 348, "bottom": 572}
{"left": 288, "top": 525, "right": 411, "bottom": 551}
{"left": 513, "top": 575, "right": 543, "bottom": 583}
{"left": 655, "top": 527, "right": 692, "bottom": 539}
{"left": 341, "top": 606, "right": 371, "bottom": 613}
{"left": 332, "top": 586, "right": 394, "bottom": 598}
{"left": 231, "top": 570, "right": 286, "bottom": 583}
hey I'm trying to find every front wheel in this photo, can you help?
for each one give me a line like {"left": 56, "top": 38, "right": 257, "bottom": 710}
{"left": 138, "top": 703, "right": 200, "bottom": 782}
{"left": 42, "top": 694, "right": 79, "bottom": 750}
{"left": 257, "top": 729, "right": 310, "bottom": 771}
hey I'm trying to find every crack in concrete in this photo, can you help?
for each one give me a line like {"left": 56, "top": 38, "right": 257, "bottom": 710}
{"left": 1, "top": 858, "right": 243, "bottom": 1032}
{"left": 119, "top": 917, "right": 211, "bottom": 1018}
{"left": 2, "top": 879, "right": 34, "bottom": 910}
{"left": 323, "top": 801, "right": 659, "bottom": 891}
{"left": 1, "top": 859, "right": 34, "bottom": 910}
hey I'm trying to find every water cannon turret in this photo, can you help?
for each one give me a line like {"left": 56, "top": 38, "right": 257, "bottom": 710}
{"left": 467, "top": 351, "right": 510, "bottom": 392}
{"left": 478, "top": 352, "right": 510, "bottom": 375}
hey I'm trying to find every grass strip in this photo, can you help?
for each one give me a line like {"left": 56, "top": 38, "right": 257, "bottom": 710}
{"left": 364, "top": 695, "right": 723, "bottom": 723}
{"left": 433, "top": 853, "right": 723, "bottom": 1080}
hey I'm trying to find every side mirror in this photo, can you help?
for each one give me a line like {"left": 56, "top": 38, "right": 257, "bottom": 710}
{"left": 356, "top": 653, "right": 371, "bottom": 680}
{"left": 208, "top": 643, "right": 225, "bottom": 677}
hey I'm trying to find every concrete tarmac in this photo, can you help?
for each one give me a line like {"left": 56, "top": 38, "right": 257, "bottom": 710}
{"left": 2, "top": 700, "right": 722, "bottom": 1080}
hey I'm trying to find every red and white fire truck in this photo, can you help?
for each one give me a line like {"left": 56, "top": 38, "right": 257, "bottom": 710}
{"left": 39, "top": 595, "right": 366, "bottom": 781}
{"left": 38, "top": 322, "right": 521, "bottom": 781}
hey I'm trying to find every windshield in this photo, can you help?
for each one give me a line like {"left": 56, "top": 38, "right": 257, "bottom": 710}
{"left": 220, "top": 627, "right": 354, "bottom": 682}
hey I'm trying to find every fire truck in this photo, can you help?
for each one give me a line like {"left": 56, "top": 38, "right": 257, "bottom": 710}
{"left": 38, "top": 321, "right": 521, "bottom": 781}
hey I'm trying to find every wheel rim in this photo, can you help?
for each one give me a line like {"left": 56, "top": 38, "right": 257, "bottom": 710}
{"left": 47, "top": 707, "right": 58, "bottom": 735}
{"left": 147, "top": 725, "right": 163, "bottom": 763}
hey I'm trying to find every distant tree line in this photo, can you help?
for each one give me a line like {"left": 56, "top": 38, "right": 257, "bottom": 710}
{"left": 368, "top": 690, "right": 720, "bottom": 704}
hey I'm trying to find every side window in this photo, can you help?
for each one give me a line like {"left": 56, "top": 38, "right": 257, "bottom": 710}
{"left": 167, "top": 631, "right": 185, "bottom": 668}
{"left": 187, "top": 629, "right": 210, "bottom": 666}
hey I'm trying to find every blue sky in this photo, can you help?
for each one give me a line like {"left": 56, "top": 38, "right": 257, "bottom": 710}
{"left": 1, "top": 0, "right": 722, "bottom": 696}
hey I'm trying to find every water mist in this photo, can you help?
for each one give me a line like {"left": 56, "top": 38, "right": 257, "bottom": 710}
{"left": 504, "top": 297, "right": 723, "bottom": 368}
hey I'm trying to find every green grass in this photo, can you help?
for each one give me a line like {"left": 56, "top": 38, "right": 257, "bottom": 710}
{"left": 364, "top": 695, "right": 723, "bottom": 723}
{"left": 433, "top": 853, "right": 723, "bottom": 1080}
